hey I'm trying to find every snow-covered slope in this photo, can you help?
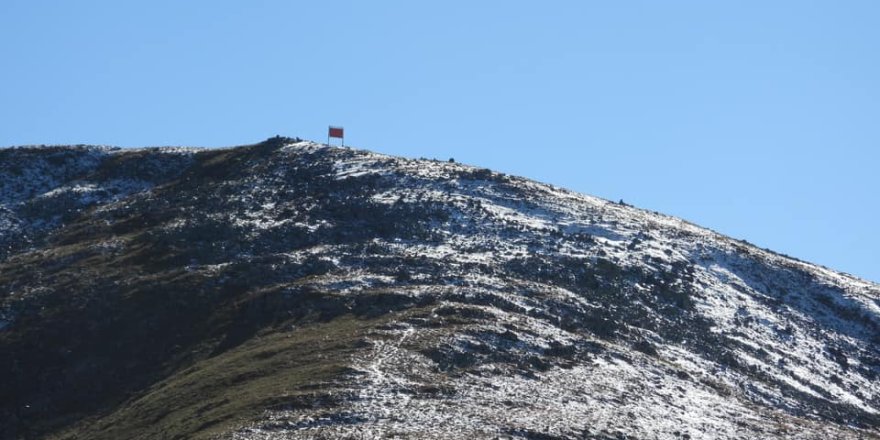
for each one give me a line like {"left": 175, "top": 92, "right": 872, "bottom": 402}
{"left": 0, "top": 138, "right": 877, "bottom": 440}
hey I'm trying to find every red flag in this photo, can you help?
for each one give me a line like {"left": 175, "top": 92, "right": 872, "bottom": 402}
{"left": 329, "top": 126, "right": 344, "bottom": 139}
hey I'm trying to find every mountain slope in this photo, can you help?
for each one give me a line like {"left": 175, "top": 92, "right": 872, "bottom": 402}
{"left": 0, "top": 138, "right": 878, "bottom": 439}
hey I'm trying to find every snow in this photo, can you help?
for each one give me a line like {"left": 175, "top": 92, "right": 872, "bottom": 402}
{"left": 226, "top": 145, "right": 879, "bottom": 438}
{"left": 2, "top": 142, "right": 878, "bottom": 439}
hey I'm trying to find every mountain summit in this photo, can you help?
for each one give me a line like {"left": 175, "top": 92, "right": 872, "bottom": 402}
{"left": 1, "top": 138, "right": 878, "bottom": 439}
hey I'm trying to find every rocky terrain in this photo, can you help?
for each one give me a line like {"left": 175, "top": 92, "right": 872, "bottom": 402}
{"left": 0, "top": 137, "right": 878, "bottom": 439}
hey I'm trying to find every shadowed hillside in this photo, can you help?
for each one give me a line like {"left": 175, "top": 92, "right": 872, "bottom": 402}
{"left": 1, "top": 137, "right": 878, "bottom": 439}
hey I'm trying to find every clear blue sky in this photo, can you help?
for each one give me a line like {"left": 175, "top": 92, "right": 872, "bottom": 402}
{"left": 2, "top": 1, "right": 878, "bottom": 282}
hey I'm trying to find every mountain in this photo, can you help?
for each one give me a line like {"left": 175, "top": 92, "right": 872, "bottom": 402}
{"left": 1, "top": 137, "right": 878, "bottom": 440}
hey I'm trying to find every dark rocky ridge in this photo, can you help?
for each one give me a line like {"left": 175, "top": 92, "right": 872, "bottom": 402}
{"left": 0, "top": 137, "right": 878, "bottom": 439}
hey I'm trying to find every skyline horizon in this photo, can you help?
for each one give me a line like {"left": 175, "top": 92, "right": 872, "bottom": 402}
{"left": 2, "top": 132, "right": 875, "bottom": 284}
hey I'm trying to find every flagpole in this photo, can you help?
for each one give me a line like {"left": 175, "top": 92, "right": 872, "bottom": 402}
{"left": 328, "top": 126, "right": 344, "bottom": 147}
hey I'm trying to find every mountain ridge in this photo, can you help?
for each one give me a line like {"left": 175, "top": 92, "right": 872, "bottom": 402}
{"left": 1, "top": 137, "right": 878, "bottom": 439}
